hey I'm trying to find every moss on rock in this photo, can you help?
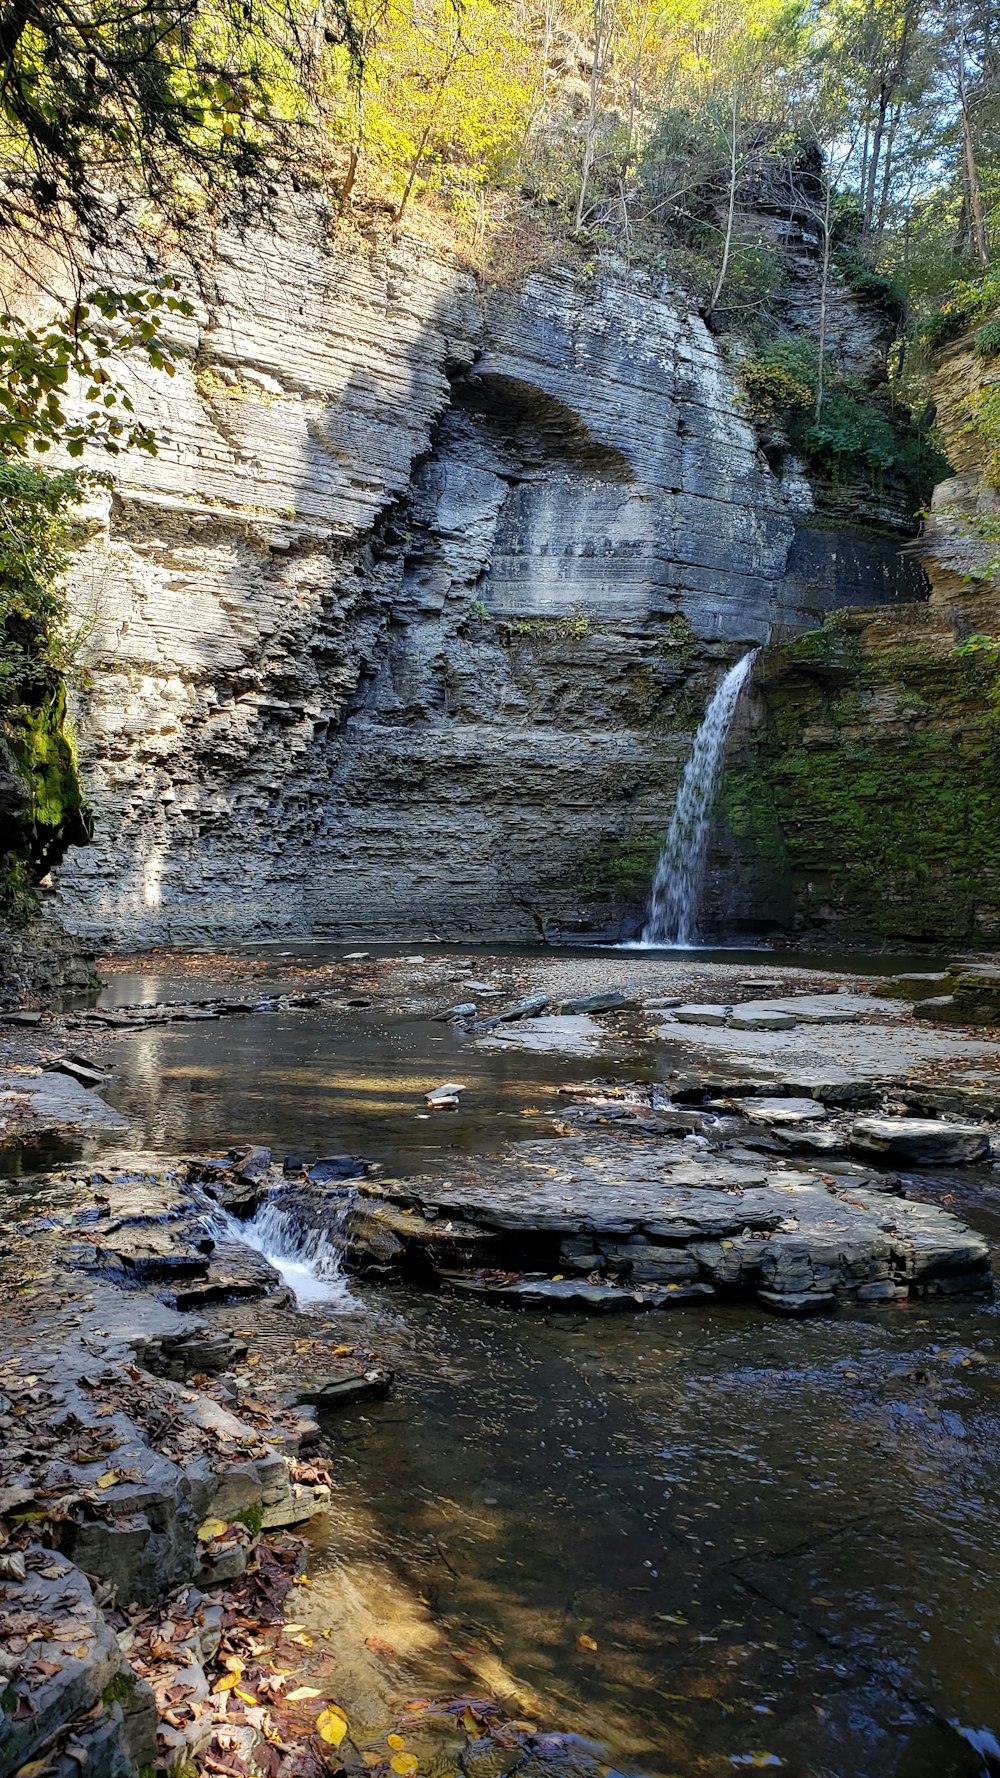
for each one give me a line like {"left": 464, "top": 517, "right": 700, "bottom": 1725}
{"left": 724, "top": 605, "right": 1000, "bottom": 945}
{"left": 1, "top": 684, "right": 92, "bottom": 921}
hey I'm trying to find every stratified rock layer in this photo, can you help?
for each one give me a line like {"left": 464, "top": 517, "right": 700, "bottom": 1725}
{"left": 336, "top": 1132, "right": 992, "bottom": 1314}
{"left": 48, "top": 198, "right": 925, "bottom": 945}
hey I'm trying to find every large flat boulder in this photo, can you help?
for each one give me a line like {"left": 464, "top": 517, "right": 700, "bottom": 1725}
{"left": 850, "top": 1117, "right": 991, "bottom": 1165}
{"left": 339, "top": 1134, "right": 992, "bottom": 1313}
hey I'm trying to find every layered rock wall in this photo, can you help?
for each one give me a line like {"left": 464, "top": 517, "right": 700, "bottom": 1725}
{"left": 48, "top": 195, "right": 927, "bottom": 944}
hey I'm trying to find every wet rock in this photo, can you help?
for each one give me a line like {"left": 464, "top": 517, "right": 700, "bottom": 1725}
{"left": 294, "top": 1366, "right": 394, "bottom": 1409}
{"left": 441, "top": 1272, "right": 716, "bottom": 1310}
{"left": 44, "top": 1056, "right": 109, "bottom": 1088}
{"left": 306, "top": 1154, "right": 368, "bottom": 1181}
{"left": 913, "top": 994, "right": 958, "bottom": 1019}
{"left": 850, "top": 1117, "right": 991, "bottom": 1164}
{"left": 765, "top": 994, "right": 864, "bottom": 1024}
{"left": 426, "top": 1081, "right": 466, "bottom": 1105}
{"left": 131, "top": 1329, "right": 248, "bottom": 1380}
{"left": 343, "top": 951, "right": 371, "bottom": 960}
{"left": 736, "top": 1097, "right": 827, "bottom": 1125}
{"left": 0, "top": 1553, "right": 153, "bottom": 1778}
{"left": 237, "top": 1145, "right": 273, "bottom": 1182}
{"left": 757, "top": 1288, "right": 837, "bottom": 1315}
{"left": 782, "top": 1127, "right": 847, "bottom": 1155}
{"left": 494, "top": 993, "right": 550, "bottom": 1021}
{"left": 552, "top": 991, "right": 632, "bottom": 1014}
{"left": 171, "top": 1273, "right": 274, "bottom": 1310}
{"left": 883, "top": 972, "right": 956, "bottom": 1000}
{"left": 0, "top": 1068, "right": 127, "bottom": 1137}
{"left": 435, "top": 1002, "right": 478, "bottom": 1020}
{"left": 340, "top": 1133, "right": 992, "bottom": 1312}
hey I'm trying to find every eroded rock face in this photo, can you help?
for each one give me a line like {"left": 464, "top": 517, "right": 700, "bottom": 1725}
{"left": 49, "top": 199, "right": 924, "bottom": 944}
{"left": 336, "top": 1132, "right": 992, "bottom": 1314}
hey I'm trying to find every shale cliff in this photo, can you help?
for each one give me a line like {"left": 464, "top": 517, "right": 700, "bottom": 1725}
{"left": 45, "top": 191, "right": 925, "bottom": 946}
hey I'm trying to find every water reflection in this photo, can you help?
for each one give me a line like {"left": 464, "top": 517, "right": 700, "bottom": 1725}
{"left": 314, "top": 1293, "right": 1000, "bottom": 1777}
{"left": 99, "top": 1007, "right": 631, "bottom": 1172}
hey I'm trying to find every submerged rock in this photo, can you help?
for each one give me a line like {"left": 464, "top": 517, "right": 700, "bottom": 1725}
{"left": 736, "top": 1097, "right": 827, "bottom": 1124}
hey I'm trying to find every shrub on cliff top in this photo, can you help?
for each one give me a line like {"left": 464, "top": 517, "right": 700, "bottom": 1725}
{"left": 921, "top": 266, "right": 1000, "bottom": 351}
{"left": 739, "top": 337, "right": 949, "bottom": 506}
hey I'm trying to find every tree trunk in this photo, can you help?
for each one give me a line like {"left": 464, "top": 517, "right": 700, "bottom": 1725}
{"left": 709, "top": 85, "right": 739, "bottom": 315}
{"left": 816, "top": 166, "right": 833, "bottom": 421}
{"left": 574, "top": 0, "right": 606, "bottom": 234}
{"left": 395, "top": 33, "right": 462, "bottom": 223}
{"left": 861, "top": 84, "right": 888, "bottom": 242}
{"left": 957, "top": 32, "right": 990, "bottom": 265}
{"left": 626, "top": 0, "right": 651, "bottom": 156}
{"left": 874, "top": 102, "right": 900, "bottom": 242}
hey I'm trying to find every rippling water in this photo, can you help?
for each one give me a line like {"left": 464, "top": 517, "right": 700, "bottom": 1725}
{"left": 21, "top": 956, "right": 1000, "bottom": 1775}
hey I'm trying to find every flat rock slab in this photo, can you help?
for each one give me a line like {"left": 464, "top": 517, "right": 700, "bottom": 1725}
{"left": 440, "top": 1273, "right": 716, "bottom": 1310}
{"left": 653, "top": 1018, "right": 1000, "bottom": 1080}
{"left": 736, "top": 1097, "right": 828, "bottom": 1125}
{"left": 729, "top": 1008, "right": 797, "bottom": 1030}
{"left": 850, "top": 1117, "right": 991, "bottom": 1164}
{"left": 345, "top": 1134, "right": 992, "bottom": 1312}
{"left": 0, "top": 1069, "right": 127, "bottom": 1135}
{"left": 479, "top": 1014, "right": 606, "bottom": 1054}
{"left": 673, "top": 1005, "right": 732, "bottom": 1026}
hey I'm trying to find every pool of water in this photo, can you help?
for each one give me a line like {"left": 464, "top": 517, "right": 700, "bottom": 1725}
{"left": 95, "top": 1004, "right": 640, "bottom": 1173}
{"left": 15, "top": 951, "right": 1000, "bottom": 1773}
{"left": 311, "top": 1286, "right": 1000, "bottom": 1778}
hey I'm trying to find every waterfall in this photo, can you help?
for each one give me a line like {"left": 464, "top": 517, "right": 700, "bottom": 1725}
{"left": 641, "top": 648, "right": 759, "bottom": 947}
{"left": 216, "top": 1196, "right": 358, "bottom": 1309}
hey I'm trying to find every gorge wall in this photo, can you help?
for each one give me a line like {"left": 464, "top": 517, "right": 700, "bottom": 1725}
{"left": 710, "top": 330, "right": 1000, "bottom": 949}
{"left": 47, "top": 191, "right": 927, "bottom": 945}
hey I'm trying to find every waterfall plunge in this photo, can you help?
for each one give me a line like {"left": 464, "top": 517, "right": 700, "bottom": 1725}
{"left": 641, "top": 649, "right": 759, "bottom": 947}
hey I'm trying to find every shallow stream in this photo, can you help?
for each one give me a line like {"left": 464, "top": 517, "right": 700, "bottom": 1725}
{"left": 19, "top": 947, "right": 1000, "bottom": 1775}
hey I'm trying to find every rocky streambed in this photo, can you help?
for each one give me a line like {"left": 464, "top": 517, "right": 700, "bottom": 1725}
{"left": 7, "top": 945, "right": 1000, "bottom": 1777}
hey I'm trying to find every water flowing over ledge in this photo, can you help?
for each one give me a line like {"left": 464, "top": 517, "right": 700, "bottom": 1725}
{"left": 217, "top": 1196, "right": 359, "bottom": 1309}
{"left": 642, "top": 648, "right": 759, "bottom": 946}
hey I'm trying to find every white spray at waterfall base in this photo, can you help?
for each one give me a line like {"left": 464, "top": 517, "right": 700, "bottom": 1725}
{"left": 217, "top": 1197, "right": 359, "bottom": 1309}
{"left": 642, "top": 648, "right": 759, "bottom": 947}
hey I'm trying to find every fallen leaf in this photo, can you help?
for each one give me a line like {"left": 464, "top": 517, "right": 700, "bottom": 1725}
{"left": 316, "top": 1704, "right": 348, "bottom": 1747}
{"left": 390, "top": 1757, "right": 418, "bottom": 1776}
{"left": 365, "top": 1636, "right": 396, "bottom": 1657}
{"left": 285, "top": 1687, "right": 322, "bottom": 1702}
{"left": 197, "top": 1518, "right": 229, "bottom": 1541}
{"left": 387, "top": 1734, "right": 406, "bottom": 1751}
{"left": 576, "top": 1634, "right": 598, "bottom": 1652}
{"left": 97, "top": 1471, "right": 120, "bottom": 1490}
{"left": 213, "top": 1674, "right": 241, "bottom": 1694}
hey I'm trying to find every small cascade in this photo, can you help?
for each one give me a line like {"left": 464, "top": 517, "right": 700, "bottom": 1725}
{"left": 642, "top": 648, "right": 759, "bottom": 947}
{"left": 217, "top": 1196, "right": 358, "bottom": 1309}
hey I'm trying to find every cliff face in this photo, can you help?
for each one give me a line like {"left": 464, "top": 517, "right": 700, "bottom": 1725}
{"left": 48, "top": 193, "right": 926, "bottom": 944}
{"left": 711, "top": 330, "right": 1000, "bottom": 950}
